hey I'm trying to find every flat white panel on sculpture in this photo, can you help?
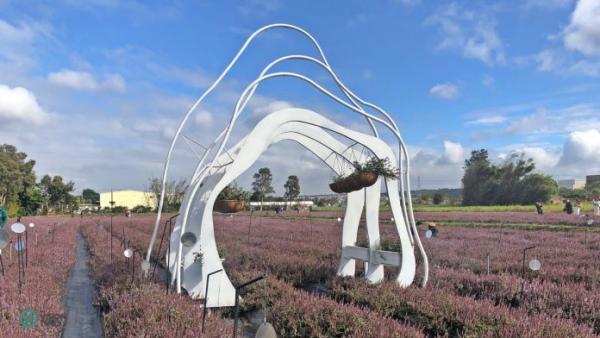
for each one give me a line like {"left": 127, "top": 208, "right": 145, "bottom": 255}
{"left": 144, "top": 23, "right": 429, "bottom": 309}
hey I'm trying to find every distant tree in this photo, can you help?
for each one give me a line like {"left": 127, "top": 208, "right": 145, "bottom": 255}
{"left": 132, "top": 205, "right": 152, "bottom": 213}
{"left": 0, "top": 144, "right": 36, "bottom": 207}
{"left": 417, "top": 193, "right": 431, "bottom": 204}
{"left": 559, "top": 187, "right": 587, "bottom": 200}
{"left": 494, "top": 154, "right": 536, "bottom": 205}
{"left": 461, "top": 149, "right": 496, "bottom": 206}
{"left": 252, "top": 167, "right": 274, "bottom": 211}
{"left": 148, "top": 177, "right": 187, "bottom": 212}
{"left": 217, "top": 182, "right": 250, "bottom": 201}
{"left": 461, "top": 150, "right": 555, "bottom": 205}
{"left": 432, "top": 192, "right": 443, "bottom": 205}
{"left": 586, "top": 181, "right": 600, "bottom": 198}
{"left": 82, "top": 188, "right": 100, "bottom": 204}
{"left": 517, "top": 174, "right": 558, "bottom": 204}
{"left": 38, "top": 175, "right": 76, "bottom": 213}
{"left": 284, "top": 175, "right": 300, "bottom": 202}
{"left": 19, "top": 185, "right": 46, "bottom": 215}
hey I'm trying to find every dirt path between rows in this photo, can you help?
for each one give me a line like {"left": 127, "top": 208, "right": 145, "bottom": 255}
{"left": 62, "top": 232, "right": 103, "bottom": 338}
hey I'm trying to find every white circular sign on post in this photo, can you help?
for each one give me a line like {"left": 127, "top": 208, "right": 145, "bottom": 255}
{"left": 529, "top": 259, "right": 541, "bottom": 271}
{"left": 29, "top": 222, "right": 35, "bottom": 228}
{"left": 124, "top": 249, "right": 133, "bottom": 258}
{"left": 425, "top": 230, "right": 433, "bottom": 239}
{"left": 11, "top": 222, "right": 26, "bottom": 234}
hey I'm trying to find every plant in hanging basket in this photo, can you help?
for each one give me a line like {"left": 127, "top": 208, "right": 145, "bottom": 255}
{"left": 214, "top": 183, "right": 249, "bottom": 213}
{"left": 351, "top": 157, "right": 400, "bottom": 188}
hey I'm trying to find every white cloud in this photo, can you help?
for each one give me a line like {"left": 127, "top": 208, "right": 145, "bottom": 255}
{"left": 563, "top": 0, "right": 600, "bottom": 56}
{"left": 429, "top": 83, "right": 460, "bottom": 99}
{"left": 519, "top": 147, "right": 560, "bottom": 170}
{"left": 560, "top": 129, "right": 600, "bottom": 164}
{"left": 525, "top": 0, "right": 573, "bottom": 9}
{"left": 250, "top": 99, "right": 293, "bottom": 117}
{"left": 439, "top": 141, "right": 466, "bottom": 164}
{"left": 505, "top": 104, "right": 600, "bottom": 136}
{"left": 570, "top": 59, "right": 600, "bottom": 76}
{"left": 0, "top": 19, "right": 52, "bottom": 68}
{"left": 0, "top": 19, "right": 36, "bottom": 42}
{"left": 535, "top": 49, "right": 563, "bottom": 72}
{"left": 48, "top": 69, "right": 126, "bottom": 92}
{"left": 132, "top": 116, "right": 178, "bottom": 140}
{"left": 195, "top": 110, "right": 213, "bottom": 126}
{"left": 466, "top": 115, "right": 506, "bottom": 125}
{"left": 0, "top": 84, "right": 49, "bottom": 126}
{"left": 425, "top": 3, "right": 505, "bottom": 65}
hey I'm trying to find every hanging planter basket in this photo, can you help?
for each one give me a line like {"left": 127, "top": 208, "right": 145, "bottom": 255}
{"left": 345, "top": 174, "right": 363, "bottom": 192}
{"left": 214, "top": 200, "right": 245, "bottom": 213}
{"left": 329, "top": 156, "right": 399, "bottom": 194}
{"left": 329, "top": 175, "right": 364, "bottom": 193}
{"left": 353, "top": 171, "right": 378, "bottom": 188}
{"left": 329, "top": 182, "right": 345, "bottom": 193}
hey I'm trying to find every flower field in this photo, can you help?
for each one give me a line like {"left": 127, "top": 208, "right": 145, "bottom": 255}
{"left": 93, "top": 211, "right": 599, "bottom": 337}
{"left": 1, "top": 211, "right": 598, "bottom": 337}
{"left": 0, "top": 216, "right": 78, "bottom": 336}
{"left": 280, "top": 210, "right": 600, "bottom": 226}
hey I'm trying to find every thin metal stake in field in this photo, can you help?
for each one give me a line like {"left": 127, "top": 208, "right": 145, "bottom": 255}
{"left": 202, "top": 269, "right": 223, "bottom": 333}
{"left": 233, "top": 276, "right": 264, "bottom": 338}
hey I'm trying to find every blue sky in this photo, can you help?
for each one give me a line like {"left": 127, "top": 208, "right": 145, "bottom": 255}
{"left": 1, "top": 0, "right": 599, "bottom": 194}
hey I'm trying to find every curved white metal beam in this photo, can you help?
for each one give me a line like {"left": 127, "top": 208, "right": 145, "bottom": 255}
{"left": 145, "top": 23, "right": 428, "bottom": 287}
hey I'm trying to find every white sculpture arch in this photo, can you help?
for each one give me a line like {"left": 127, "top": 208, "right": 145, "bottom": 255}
{"left": 143, "top": 23, "right": 429, "bottom": 308}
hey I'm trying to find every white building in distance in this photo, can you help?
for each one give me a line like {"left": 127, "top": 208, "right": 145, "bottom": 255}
{"left": 557, "top": 179, "right": 585, "bottom": 190}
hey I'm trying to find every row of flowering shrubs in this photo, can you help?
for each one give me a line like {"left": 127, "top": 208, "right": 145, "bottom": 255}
{"left": 328, "top": 277, "right": 593, "bottom": 337}
{"left": 0, "top": 216, "right": 77, "bottom": 337}
{"left": 80, "top": 221, "right": 232, "bottom": 337}
{"left": 103, "top": 213, "right": 600, "bottom": 336}
{"left": 228, "top": 270, "right": 424, "bottom": 338}
{"left": 90, "top": 215, "right": 425, "bottom": 337}
{"left": 294, "top": 209, "right": 600, "bottom": 226}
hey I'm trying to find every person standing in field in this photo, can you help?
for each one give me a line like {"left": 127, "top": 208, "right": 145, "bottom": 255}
{"left": 574, "top": 199, "right": 581, "bottom": 216}
{"left": 535, "top": 201, "right": 544, "bottom": 215}
{"left": 593, "top": 197, "right": 600, "bottom": 216}
{"left": 564, "top": 199, "right": 573, "bottom": 215}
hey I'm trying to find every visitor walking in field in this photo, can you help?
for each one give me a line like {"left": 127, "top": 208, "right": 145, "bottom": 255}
{"left": 593, "top": 198, "right": 600, "bottom": 216}
{"left": 563, "top": 199, "right": 573, "bottom": 215}
{"left": 574, "top": 199, "right": 581, "bottom": 216}
{"left": 535, "top": 201, "right": 544, "bottom": 215}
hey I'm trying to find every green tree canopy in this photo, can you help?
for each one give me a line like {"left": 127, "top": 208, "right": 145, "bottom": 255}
{"left": 252, "top": 167, "right": 274, "bottom": 210}
{"left": 148, "top": 177, "right": 187, "bottom": 212}
{"left": 39, "top": 175, "right": 76, "bottom": 212}
{"left": 461, "top": 150, "right": 557, "bottom": 205}
{"left": 284, "top": 175, "right": 300, "bottom": 201}
{"left": 82, "top": 188, "right": 100, "bottom": 204}
{"left": 0, "top": 144, "right": 36, "bottom": 206}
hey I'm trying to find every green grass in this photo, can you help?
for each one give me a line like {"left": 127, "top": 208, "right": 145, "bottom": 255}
{"left": 313, "top": 202, "right": 594, "bottom": 213}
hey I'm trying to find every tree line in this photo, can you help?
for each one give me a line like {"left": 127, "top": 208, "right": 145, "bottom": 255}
{"left": 461, "top": 149, "right": 558, "bottom": 206}
{"left": 0, "top": 144, "right": 85, "bottom": 216}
